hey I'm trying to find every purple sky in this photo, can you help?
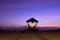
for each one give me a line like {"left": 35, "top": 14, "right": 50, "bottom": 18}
{"left": 0, "top": 0, "right": 60, "bottom": 27}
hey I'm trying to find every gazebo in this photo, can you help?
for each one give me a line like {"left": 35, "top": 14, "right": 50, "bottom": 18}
{"left": 26, "top": 18, "right": 39, "bottom": 29}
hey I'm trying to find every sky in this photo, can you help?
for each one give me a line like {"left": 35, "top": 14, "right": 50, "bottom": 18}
{"left": 0, "top": 0, "right": 60, "bottom": 27}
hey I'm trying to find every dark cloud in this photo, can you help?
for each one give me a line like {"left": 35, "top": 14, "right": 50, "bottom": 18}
{"left": 0, "top": 0, "right": 60, "bottom": 10}
{"left": 0, "top": 0, "right": 41, "bottom": 5}
{"left": 0, "top": 0, "right": 60, "bottom": 5}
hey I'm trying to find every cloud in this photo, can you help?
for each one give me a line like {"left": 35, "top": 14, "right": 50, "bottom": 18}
{"left": 0, "top": 0, "right": 60, "bottom": 8}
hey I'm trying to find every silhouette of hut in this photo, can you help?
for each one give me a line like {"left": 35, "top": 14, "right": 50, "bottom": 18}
{"left": 26, "top": 18, "right": 38, "bottom": 29}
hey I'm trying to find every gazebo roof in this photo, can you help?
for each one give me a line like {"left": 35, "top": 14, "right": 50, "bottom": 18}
{"left": 26, "top": 18, "right": 38, "bottom": 23}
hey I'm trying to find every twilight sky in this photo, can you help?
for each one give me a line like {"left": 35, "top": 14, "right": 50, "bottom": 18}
{"left": 0, "top": 0, "right": 60, "bottom": 27}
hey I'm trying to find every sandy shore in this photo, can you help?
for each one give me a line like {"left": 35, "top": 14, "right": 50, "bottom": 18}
{"left": 0, "top": 31, "right": 60, "bottom": 40}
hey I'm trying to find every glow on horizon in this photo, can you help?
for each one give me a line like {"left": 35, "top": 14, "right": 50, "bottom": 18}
{"left": 0, "top": 22, "right": 60, "bottom": 27}
{"left": 38, "top": 22, "right": 60, "bottom": 27}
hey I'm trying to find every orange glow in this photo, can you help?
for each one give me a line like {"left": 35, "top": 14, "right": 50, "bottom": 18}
{"left": 37, "top": 22, "right": 60, "bottom": 27}
{"left": 0, "top": 24, "right": 24, "bottom": 27}
{"left": 0, "top": 22, "right": 60, "bottom": 27}
{"left": 28, "top": 22, "right": 36, "bottom": 27}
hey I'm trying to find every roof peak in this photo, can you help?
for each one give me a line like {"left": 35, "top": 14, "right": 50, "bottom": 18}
{"left": 26, "top": 18, "right": 39, "bottom": 23}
